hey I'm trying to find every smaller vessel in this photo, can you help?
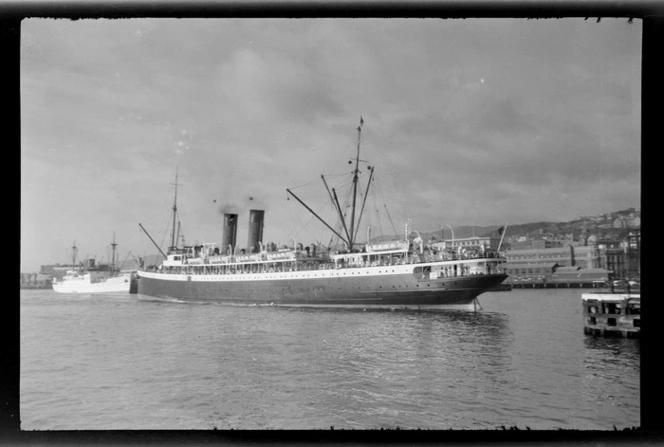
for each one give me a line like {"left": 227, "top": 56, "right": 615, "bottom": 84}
{"left": 52, "top": 234, "right": 133, "bottom": 294}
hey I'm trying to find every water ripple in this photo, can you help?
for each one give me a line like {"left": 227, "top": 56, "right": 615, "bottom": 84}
{"left": 20, "top": 289, "right": 639, "bottom": 430}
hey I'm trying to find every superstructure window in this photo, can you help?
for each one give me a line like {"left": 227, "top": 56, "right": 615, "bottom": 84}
{"left": 413, "top": 266, "right": 431, "bottom": 280}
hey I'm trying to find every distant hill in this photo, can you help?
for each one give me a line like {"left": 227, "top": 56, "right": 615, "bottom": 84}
{"left": 377, "top": 208, "right": 639, "bottom": 243}
{"left": 500, "top": 208, "right": 640, "bottom": 241}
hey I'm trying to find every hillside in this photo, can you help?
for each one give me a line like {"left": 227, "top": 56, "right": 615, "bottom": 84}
{"left": 376, "top": 208, "right": 639, "bottom": 243}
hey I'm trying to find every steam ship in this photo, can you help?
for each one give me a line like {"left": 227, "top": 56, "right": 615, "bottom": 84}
{"left": 137, "top": 119, "right": 508, "bottom": 310}
{"left": 52, "top": 235, "right": 133, "bottom": 294}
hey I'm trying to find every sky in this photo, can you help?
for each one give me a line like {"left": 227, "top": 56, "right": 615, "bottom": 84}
{"left": 20, "top": 18, "right": 641, "bottom": 272}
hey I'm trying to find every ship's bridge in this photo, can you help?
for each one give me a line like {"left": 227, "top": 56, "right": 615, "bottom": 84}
{"left": 163, "top": 254, "right": 185, "bottom": 267}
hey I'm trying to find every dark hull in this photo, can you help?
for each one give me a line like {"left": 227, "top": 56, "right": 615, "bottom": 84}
{"left": 137, "top": 272, "right": 508, "bottom": 308}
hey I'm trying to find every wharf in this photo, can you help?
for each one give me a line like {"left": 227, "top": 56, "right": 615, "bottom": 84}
{"left": 581, "top": 293, "right": 640, "bottom": 338}
{"left": 512, "top": 281, "right": 606, "bottom": 289}
{"left": 19, "top": 283, "right": 52, "bottom": 290}
{"left": 20, "top": 273, "right": 53, "bottom": 290}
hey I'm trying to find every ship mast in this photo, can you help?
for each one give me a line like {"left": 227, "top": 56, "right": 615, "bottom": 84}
{"left": 71, "top": 240, "right": 78, "bottom": 267}
{"left": 170, "top": 168, "right": 180, "bottom": 253}
{"left": 287, "top": 117, "right": 371, "bottom": 252}
{"left": 353, "top": 164, "right": 374, "bottom": 242}
{"left": 176, "top": 221, "right": 181, "bottom": 248}
{"left": 110, "top": 232, "right": 117, "bottom": 272}
{"left": 348, "top": 117, "right": 363, "bottom": 251}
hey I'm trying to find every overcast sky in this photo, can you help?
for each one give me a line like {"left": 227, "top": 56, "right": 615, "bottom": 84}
{"left": 20, "top": 18, "right": 641, "bottom": 272}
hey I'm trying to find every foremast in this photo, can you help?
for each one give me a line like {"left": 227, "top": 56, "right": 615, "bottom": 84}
{"left": 137, "top": 169, "right": 180, "bottom": 262}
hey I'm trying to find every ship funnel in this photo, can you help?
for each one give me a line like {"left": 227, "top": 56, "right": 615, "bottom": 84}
{"left": 247, "top": 209, "right": 265, "bottom": 254}
{"left": 222, "top": 213, "right": 238, "bottom": 255}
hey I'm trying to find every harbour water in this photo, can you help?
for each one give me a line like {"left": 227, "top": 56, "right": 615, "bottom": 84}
{"left": 20, "top": 288, "right": 639, "bottom": 430}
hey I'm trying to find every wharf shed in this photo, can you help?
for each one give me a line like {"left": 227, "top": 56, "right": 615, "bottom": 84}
{"left": 504, "top": 245, "right": 599, "bottom": 269}
{"left": 550, "top": 266, "right": 611, "bottom": 282}
{"left": 505, "top": 262, "right": 558, "bottom": 278}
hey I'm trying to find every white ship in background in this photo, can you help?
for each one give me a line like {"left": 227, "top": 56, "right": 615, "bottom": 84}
{"left": 52, "top": 234, "right": 133, "bottom": 294}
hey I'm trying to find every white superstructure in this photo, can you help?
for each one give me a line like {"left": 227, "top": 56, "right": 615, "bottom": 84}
{"left": 52, "top": 269, "right": 132, "bottom": 294}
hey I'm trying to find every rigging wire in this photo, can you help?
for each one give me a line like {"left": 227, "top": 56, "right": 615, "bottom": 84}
{"left": 368, "top": 180, "right": 385, "bottom": 240}
{"left": 372, "top": 173, "right": 401, "bottom": 238}
{"left": 380, "top": 159, "right": 410, "bottom": 227}
{"left": 384, "top": 204, "right": 399, "bottom": 238}
{"left": 286, "top": 192, "right": 330, "bottom": 247}
{"left": 287, "top": 123, "right": 411, "bottom": 249}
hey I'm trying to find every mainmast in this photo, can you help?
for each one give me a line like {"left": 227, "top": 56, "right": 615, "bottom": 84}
{"left": 353, "top": 164, "right": 374, "bottom": 242}
{"left": 321, "top": 175, "right": 352, "bottom": 244}
{"left": 348, "top": 116, "right": 364, "bottom": 251}
{"left": 288, "top": 117, "right": 371, "bottom": 252}
{"left": 170, "top": 168, "right": 180, "bottom": 253}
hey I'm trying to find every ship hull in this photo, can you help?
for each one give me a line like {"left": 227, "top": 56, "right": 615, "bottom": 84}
{"left": 52, "top": 273, "right": 132, "bottom": 294}
{"left": 137, "top": 267, "right": 507, "bottom": 309}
